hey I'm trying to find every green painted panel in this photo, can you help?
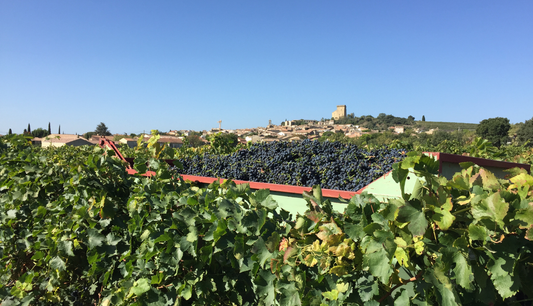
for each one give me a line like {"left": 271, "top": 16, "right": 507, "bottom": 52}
{"left": 359, "top": 171, "right": 418, "bottom": 202}
{"left": 270, "top": 191, "right": 349, "bottom": 219}
{"left": 440, "top": 162, "right": 513, "bottom": 180}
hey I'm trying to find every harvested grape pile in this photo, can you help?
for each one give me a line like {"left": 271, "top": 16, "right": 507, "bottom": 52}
{"left": 177, "top": 140, "right": 408, "bottom": 191}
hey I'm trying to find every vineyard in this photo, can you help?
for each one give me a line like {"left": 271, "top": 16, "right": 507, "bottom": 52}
{"left": 1, "top": 134, "right": 533, "bottom": 305}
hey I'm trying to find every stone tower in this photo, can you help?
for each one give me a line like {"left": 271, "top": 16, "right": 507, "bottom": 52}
{"left": 332, "top": 105, "right": 346, "bottom": 120}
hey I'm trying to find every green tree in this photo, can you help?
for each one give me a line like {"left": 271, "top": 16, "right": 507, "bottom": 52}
{"left": 48, "top": 122, "right": 51, "bottom": 134}
{"left": 189, "top": 131, "right": 203, "bottom": 137}
{"left": 186, "top": 134, "right": 204, "bottom": 148}
{"left": 476, "top": 117, "right": 510, "bottom": 147}
{"left": 31, "top": 128, "right": 50, "bottom": 138}
{"left": 58, "top": 125, "right": 61, "bottom": 134}
{"left": 509, "top": 122, "right": 523, "bottom": 137}
{"left": 422, "top": 115, "right": 425, "bottom": 122}
{"left": 95, "top": 122, "right": 112, "bottom": 136}
{"left": 319, "top": 130, "right": 347, "bottom": 143}
{"left": 208, "top": 133, "right": 239, "bottom": 154}
{"left": 83, "top": 131, "right": 97, "bottom": 140}
{"left": 8, "top": 129, "right": 12, "bottom": 135}
{"left": 516, "top": 117, "right": 533, "bottom": 146}
{"left": 27, "top": 123, "right": 31, "bottom": 134}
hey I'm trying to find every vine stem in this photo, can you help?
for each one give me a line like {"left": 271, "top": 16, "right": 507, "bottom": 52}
{"left": 508, "top": 298, "right": 533, "bottom": 305}
{"left": 452, "top": 207, "right": 471, "bottom": 216}
{"left": 377, "top": 271, "right": 423, "bottom": 303}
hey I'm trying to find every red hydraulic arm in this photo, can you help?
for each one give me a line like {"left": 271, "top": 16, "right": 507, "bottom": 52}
{"left": 99, "top": 138, "right": 154, "bottom": 176}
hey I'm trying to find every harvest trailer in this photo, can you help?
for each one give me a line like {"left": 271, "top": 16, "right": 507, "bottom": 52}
{"left": 100, "top": 139, "right": 531, "bottom": 216}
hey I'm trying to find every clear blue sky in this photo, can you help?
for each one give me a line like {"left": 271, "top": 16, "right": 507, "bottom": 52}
{"left": 1, "top": 1, "right": 532, "bottom": 135}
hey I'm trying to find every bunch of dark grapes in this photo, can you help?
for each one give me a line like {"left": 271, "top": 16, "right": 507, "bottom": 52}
{"left": 176, "top": 140, "right": 407, "bottom": 191}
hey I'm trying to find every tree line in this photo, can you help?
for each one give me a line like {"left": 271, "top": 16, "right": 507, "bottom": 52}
{"left": 334, "top": 113, "right": 416, "bottom": 129}
{"left": 7, "top": 122, "right": 55, "bottom": 138}
{"left": 321, "top": 116, "right": 533, "bottom": 150}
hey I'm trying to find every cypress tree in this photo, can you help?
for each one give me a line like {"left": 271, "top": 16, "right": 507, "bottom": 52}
{"left": 9, "top": 129, "right": 12, "bottom": 135}
{"left": 58, "top": 125, "right": 61, "bottom": 134}
{"left": 28, "top": 123, "right": 31, "bottom": 133}
{"left": 48, "top": 122, "right": 51, "bottom": 134}
{"left": 24, "top": 129, "right": 27, "bottom": 134}
{"left": 422, "top": 115, "right": 426, "bottom": 122}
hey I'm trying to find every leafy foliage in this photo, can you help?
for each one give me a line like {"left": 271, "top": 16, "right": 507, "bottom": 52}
{"left": 83, "top": 131, "right": 97, "bottom": 140}
{"left": 184, "top": 134, "right": 205, "bottom": 148}
{"left": 0, "top": 135, "right": 290, "bottom": 305}
{"left": 30, "top": 128, "right": 50, "bottom": 138}
{"left": 1, "top": 134, "right": 533, "bottom": 305}
{"left": 207, "top": 133, "right": 239, "bottom": 155}
{"left": 516, "top": 117, "right": 533, "bottom": 147}
{"left": 335, "top": 113, "right": 414, "bottom": 129}
{"left": 278, "top": 152, "right": 533, "bottom": 305}
{"left": 476, "top": 117, "right": 511, "bottom": 147}
{"left": 95, "top": 122, "right": 112, "bottom": 136}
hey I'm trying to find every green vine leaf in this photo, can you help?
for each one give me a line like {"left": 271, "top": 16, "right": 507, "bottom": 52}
{"left": 488, "top": 257, "right": 519, "bottom": 299}
{"left": 396, "top": 203, "right": 428, "bottom": 237}
{"left": 424, "top": 268, "right": 457, "bottom": 306}
{"left": 255, "top": 270, "right": 277, "bottom": 306}
{"left": 58, "top": 240, "right": 74, "bottom": 257}
{"left": 514, "top": 202, "right": 533, "bottom": 225}
{"left": 252, "top": 237, "right": 274, "bottom": 268}
{"left": 468, "top": 224, "right": 487, "bottom": 241}
{"left": 356, "top": 274, "right": 379, "bottom": 302}
{"left": 50, "top": 256, "right": 66, "bottom": 272}
{"left": 363, "top": 248, "right": 393, "bottom": 284}
{"left": 278, "top": 281, "right": 302, "bottom": 306}
{"left": 452, "top": 252, "right": 474, "bottom": 291}
{"left": 130, "top": 278, "right": 151, "bottom": 296}
{"left": 393, "top": 289, "right": 410, "bottom": 305}
{"left": 87, "top": 228, "right": 105, "bottom": 249}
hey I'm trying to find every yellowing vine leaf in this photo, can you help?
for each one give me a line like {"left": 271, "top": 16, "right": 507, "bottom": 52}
{"left": 394, "top": 247, "right": 411, "bottom": 268}
{"left": 525, "top": 225, "right": 533, "bottom": 241}
{"left": 480, "top": 168, "right": 500, "bottom": 191}
{"left": 471, "top": 193, "right": 509, "bottom": 229}
{"left": 431, "top": 197, "right": 455, "bottom": 230}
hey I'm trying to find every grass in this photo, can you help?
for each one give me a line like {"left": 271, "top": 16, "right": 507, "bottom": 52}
{"left": 415, "top": 121, "right": 478, "bottom": 132}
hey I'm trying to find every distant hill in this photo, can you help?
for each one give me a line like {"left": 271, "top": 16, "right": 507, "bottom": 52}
{"left": 415, "top": 121, "right": 478, "bottom": 132}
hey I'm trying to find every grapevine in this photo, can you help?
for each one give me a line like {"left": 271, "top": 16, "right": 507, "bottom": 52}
{"left": 1, "top": 135, "right": 533, "bottom": 305}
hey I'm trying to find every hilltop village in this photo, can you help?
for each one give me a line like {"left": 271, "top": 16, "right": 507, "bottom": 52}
{"left": 27, "top": 106, "right": 443, "bottom": 148}
{"left": 165, "top": 105, "right": 429, "bottom": 145}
